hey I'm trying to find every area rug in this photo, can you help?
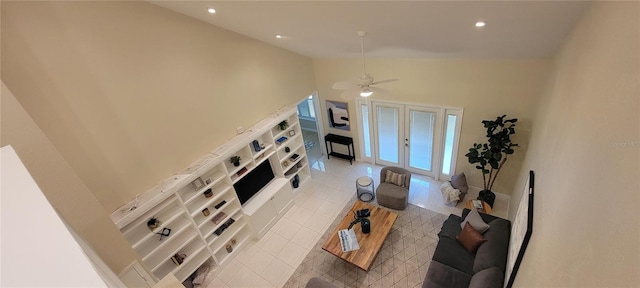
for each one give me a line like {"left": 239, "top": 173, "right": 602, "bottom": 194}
{"left": 283, "top": 197, "right": 448, "bottom": 288}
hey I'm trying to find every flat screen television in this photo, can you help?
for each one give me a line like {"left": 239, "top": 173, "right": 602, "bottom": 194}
{"left": 233, "top": 159, "right": 275, "bottom": 205}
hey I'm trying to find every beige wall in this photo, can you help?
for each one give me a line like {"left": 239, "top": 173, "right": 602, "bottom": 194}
{"left": 508, "top": 2, "right": 639, "bottom": 286}
{"left": 1, "top": 1, "right": 316, "bottom": 213}
{"left": 1, "top": 83, "right": 138, "bottom": 274}
{"left": 313, "top": 59, "right": 550, "bottom": 195}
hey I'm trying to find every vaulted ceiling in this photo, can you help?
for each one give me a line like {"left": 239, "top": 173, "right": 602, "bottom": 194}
{"left": 150, "top": 1, "right": 591, "bottom": 59}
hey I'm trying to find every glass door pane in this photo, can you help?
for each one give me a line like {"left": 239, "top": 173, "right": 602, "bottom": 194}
{"left": 374, "top": 104, "right": 403, "bottom": 166}
{"left": 361, "top": 103, "right": 372, "bottom": 158}
{"left": 408, "top": 110, "right": 435, "bottom": 172}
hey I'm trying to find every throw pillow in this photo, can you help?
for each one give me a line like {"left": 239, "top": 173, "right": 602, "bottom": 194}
{"left": 385, "top": 171, "right": 406, "bottom": 187}
{"left": 450, "top": 173, "right": 469, "bottom": 194}
{"left": 460, "top": 208, "right": 490, "bottom": 234}
{"left": 457, "top": 222, "right": 487, "bottom": 254}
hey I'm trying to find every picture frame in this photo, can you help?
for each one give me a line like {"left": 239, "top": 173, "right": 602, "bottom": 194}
{"left": 326, "top": 100, "right": 350, "bottom": 131}
{"left": 205, "top": 177, "right": 213, "bottom": 185}
{"left": 505, "top": 170, "right": 535, "bottom": 288}
{"left": 288, "top": 130, "right": 296, "bottom": 137}
{"left": 191, "top": 177, "right": 204, "bottom": 190}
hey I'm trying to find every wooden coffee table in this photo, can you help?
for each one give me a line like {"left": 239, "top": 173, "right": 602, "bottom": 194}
{"left": 321, "top": 201, "right": 398, "bottom": 271}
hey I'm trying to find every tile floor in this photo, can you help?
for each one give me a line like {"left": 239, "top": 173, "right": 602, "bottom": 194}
{"left": 207, "top": 155, "right": 509, "bottom": 287}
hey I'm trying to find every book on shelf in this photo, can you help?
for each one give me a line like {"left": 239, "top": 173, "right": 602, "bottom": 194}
{"left": 213, "top": 218, "right": 235, "bottom": 236}
{"left": 472, "top": 199, "right": 483, "bottom": 209}
{"left": 276, "top": 136, "right": 288, "bottom": 144}
{"left": 236, "top": 167, "right": 248, "bottom": 176}
{"left": 171, "top": 253, "right": 185, "bottom": 266}
{"left": 211, "top": 211, "right": 227, "bottom": 224}
{"left": 214, "top": 200, "right": 226, "bottom": 209}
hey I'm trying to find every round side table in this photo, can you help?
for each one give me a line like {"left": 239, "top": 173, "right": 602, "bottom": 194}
{"left": 466, "top": 200, "right": 492, "bottom": 214}
{"left": 356, "top": 176, "right": 375, "bottom": 202}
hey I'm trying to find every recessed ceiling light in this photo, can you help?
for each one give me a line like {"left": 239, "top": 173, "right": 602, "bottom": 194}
{"left": 207, "top": 8, "right": 216, "bottom": 14}
{"left": 275, "top": 34, "right": 283, "bottom": 39}
{"left": 475, "top": 21, "right": 486, "bottom": 27}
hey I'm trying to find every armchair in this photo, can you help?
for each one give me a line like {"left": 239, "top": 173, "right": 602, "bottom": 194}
{"left": 376, "top": 166, "right": 411, "bottom": 210}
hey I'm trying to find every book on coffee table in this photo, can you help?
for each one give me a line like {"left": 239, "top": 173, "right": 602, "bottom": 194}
{"left": 338, "top": 228, "right": 360, "bottom": 252}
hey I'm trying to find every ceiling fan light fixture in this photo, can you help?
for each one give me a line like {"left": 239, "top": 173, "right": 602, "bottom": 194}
{"left": 360, "top": 88, "right": 373, "bottom": 97}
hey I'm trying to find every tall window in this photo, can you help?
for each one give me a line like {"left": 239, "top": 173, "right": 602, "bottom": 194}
{"left": 361, "top": 104, "right": 372, "bottom": 158}
{"left": 441, "top": 114, "right": 458, "bottom": 175}
{"left": 297, "top": 96, "right": 316, "bottom": 119}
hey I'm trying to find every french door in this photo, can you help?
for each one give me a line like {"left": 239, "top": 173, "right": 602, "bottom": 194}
{"left": 372, "top": 103, "right": 440, "bottom": 177}
{"left": 364, "top": 101, "right": 462, "bottom": 180}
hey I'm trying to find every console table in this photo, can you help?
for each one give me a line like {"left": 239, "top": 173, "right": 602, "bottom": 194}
{"left": 324, "top": 133, "right": 355, "bottom": 164}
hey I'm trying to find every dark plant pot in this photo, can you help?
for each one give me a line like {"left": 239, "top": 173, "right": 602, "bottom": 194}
{"left": 233, "top": 161, "right": 240, "bottom": 167}
{"left": 478, "top": 190, "right": 496, "bottom": 208}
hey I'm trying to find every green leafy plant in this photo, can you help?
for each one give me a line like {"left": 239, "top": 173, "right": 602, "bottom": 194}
{"left": 229, "top": 156, "right": 241, "bottom": 165}
{"left": 465, "top": 115, "right": 519, "bottom": 191}
{"left": 278, "top": 120, "right": 289, "bottom": 130}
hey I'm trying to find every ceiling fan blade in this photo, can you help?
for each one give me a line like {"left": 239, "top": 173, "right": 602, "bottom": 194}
{"left": 368, "top": 86, "right": 392, "bottom": 97}
{"left": 370, "top": 78, "right": 399, "bottom": 86}
{"left": 332, "top": 81, "right": 358, "bottom": 90}
{"left": 339, "top": 87, "right": 361, "bottom": 100}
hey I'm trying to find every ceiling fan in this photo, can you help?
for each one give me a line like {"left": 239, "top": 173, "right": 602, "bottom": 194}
{"left": 332, "top": 31, "right": 398, "bottom": 99}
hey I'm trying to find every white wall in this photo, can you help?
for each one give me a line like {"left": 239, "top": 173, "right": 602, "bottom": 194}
{"left": 2, "top": 1, "right": 317, "bottom": 213}
{"left": 509, "top": 2, "right": 639, "bottom": 286}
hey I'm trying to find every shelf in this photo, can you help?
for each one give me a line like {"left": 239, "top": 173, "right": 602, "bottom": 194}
{"left": 111, "top": 106, "right": 308, "bottom": 284}
{"left": 122, "top": 197, "right": 180, "bottom": 244}
{"left": 201, "top": 206, "right": 242, "bottom": 239}
{"left": 213, "top": 224, "right": 250, "bottom": 265}
{"left": 212, "top": 220, "right": 248, "bottom": 254}
{"left": 197, "top": 197, "right": 238, "bottom": 230}
{"left": 173, "top": 250, "right": 212, "bottom": 283}
{"left": 131, "top": 209, "right": 189, "bottom": 252}
{"left": 143, "top": 225, "right": 196, "bottom": 268}
{"left": 189, "top": 186, "right": 233, "bottom": 219}
{"left": 180, "top": 171, "right": 226, "bottom": 206}
{"left": 285, "top": 161, "right": 308, "bottom": 180}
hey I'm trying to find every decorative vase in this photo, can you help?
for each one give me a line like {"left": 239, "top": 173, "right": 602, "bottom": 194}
{"left": 204, "top": 189, "right": 213, "bottom": 198}
{"left": 361, "top": 218, "right": 371, "bottom": 234}
{"left": 233, "top": 161, "right": 240, "bottom": 167}
{"left": 478, "top": 190, "right": 496, "bottom": 208}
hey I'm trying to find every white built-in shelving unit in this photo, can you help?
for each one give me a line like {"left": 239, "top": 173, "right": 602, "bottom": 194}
{"left": 109, "top": 106, "right": 310, "bottom": 284}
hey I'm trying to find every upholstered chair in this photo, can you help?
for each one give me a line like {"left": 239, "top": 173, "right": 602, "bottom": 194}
{"left": 376, "top": 166, "right": 411, "bottom": 210}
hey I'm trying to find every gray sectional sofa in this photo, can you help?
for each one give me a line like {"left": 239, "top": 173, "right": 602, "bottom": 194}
{"left": 423, "top": 209, "right": 511, "bottom": 288}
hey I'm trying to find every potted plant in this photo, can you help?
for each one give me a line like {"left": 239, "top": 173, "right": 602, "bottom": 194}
{"left": 147, "top": 217, "right": 161, "bottom": 231}
{"left": 229, "top": 156, "right": 241, "bottom": 167}
{"left": 465, "top": 115, "right": 519, "bottom": 207}
{"left": 278, "top": 120, "right": 289, "bottom": 130}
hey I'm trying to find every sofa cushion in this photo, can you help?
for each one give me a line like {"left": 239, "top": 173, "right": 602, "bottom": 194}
{"left": 423, "top": 260, "right": 472, "bottom": 288}
{"left": 468, "top": 267, "right": 504, "bottom": 288}
{"left": 457, "top": 222, "right": 487, "bottom": 254}
{"left": 473, "top": 218, "right": 512, "bottom": 273}
{"left": 438, "top": 214, "right": 463, "bottom": 239}
{"left": 385, "top": 170, "right": 406, "bottom": 187}
{"left": 460, "top": 208, "right": 490, "bottom": 234}
{"left": 432, "top": 237, "right": 475, "bottom": 275}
